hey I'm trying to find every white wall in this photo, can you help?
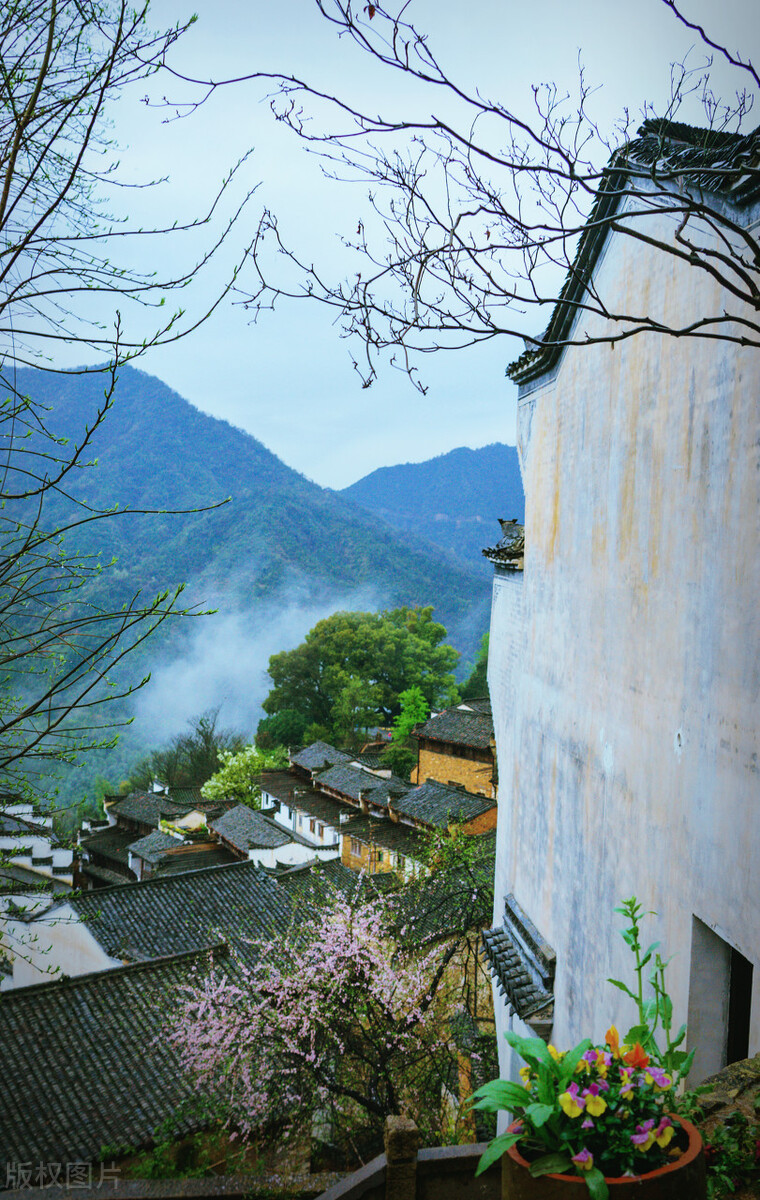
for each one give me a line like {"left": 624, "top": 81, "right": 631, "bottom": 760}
{"left": 6, "top": 901, "right": 119, "bottom": 988}
{"left": 489, "top": 197, "right": 760, "bottom": 1075}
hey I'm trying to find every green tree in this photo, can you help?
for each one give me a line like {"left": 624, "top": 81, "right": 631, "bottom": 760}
{"left": 123, "top": 710, "right": 246, "bottom": 792}
{"left": 460, "top": 634, "right": 489, "bottom": 701}
{"left": 201, "top": 744, "right": 288, "bottom": 808}
{"left": 254, "top": 708, "right": 309, "bottom": 751}
{"left": 261, "top": 606, "right": 459, "bottom": 747}
{"left": 380, "top": 685, "right": 429, "bottom": 780}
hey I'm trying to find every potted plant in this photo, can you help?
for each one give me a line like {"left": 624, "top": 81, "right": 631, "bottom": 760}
{"left": 472, "top": 898, "right": 706, "bottom": 1199}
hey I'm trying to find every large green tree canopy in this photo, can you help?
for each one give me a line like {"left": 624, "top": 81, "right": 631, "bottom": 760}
{"left": 261, "top": 606, "right": 459, "bottom": 745}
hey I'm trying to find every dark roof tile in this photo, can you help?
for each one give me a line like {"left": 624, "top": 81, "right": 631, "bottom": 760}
{"left": 341, "top": 814, "right": 426, "bottom": 860}
{"left": 290, "top": 741, "right": 350, "bottom": 773}
{"left": 508, "top": 120, "right": 760, "bottom": 386}
{"left": 127, "top": 831, "right": 179, "bottom": 863}
{"left": 394, "top": 780, "right": 495, "bottom": 828}
{"left": 106, "top": 792, "right": 191, "bottom": 829}
{"left": 483, "top": 893, "right": 555, "bottom": 1020}
{"left": 0, "top": 950, "right": 227, "bottom": 1164}
{"left": 210, "top": 806, "right": 292, "bottom": 852}
{"left": 68, "top": 860, "right": 295, "bottom": 961}
{"left": 79, "top": 826, "right": 136, "bottom": 868}
{"left": 482, "top": 519, "right": 525, "bottom": 568}
{"left": 315, "top": 763, "right": 408, "bottom": 808}
{"left": 414, "top": 703, "right": 494, "bottom": 750}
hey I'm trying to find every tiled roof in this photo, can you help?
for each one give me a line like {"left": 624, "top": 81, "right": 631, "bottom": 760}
{"left": 79, "top": 826, "right": 136, "bottom": 868}
{"left": 67, "top": 861, "right": 295, "bottom": 962}
{"left": 483, "top": 893, "right": 556, "bottom": 1022}
{"left": 394, "top": 780, "right": 495, "bottom": 828}
{"left": 350, "top": 753, "right": 387, "bottom": 771}
{"left": 0, "top": 949, "right": 224, "bottom": 1165}
{"left": 0, "top": 864, "right": 72, "bottom": 897}
{"left": 275, "top": 857, "right": 397, "bottom": 915}
{"left": 166, "top": 786, "right": 205, "bottom": 807}
{"left": 508, "top": 120, "right": 760, "bottom": 385}
{"left": 211, "top": 806, "right": 292, "bottom": 853}
{"left": 316, "top": 763, "right": 408, "bottom": 808}
{"left": 128, "top": 831, "right": 179, "bottom": 863}
{"left": 106, "top": 792, "right": 191, "bottom": 829}
{"left": 79, "top": 862, "right": 126, "bottom": 888}
{"left": 482, "top": 519, "right": 525, "bottom": 569}
{"left": 414, "top": 703, "right": 494, "bottom": 751}
{"left": 290, "top": 741, "right": 351, "bottom": 773}
{"left": 0, "top": 813, "right": 60, "bottom": 843}
{"left": 341, "top": 814, "right": 426, "bottom": 860}
{"left": 279, "top": 788, "right": 354, "bottom": 827}
{"left": 255, "top": 769, "right": 307, "bottom": 804}
{"left": 275, "top": 858, "right": 366, "bottom": 908}
{"left": 154, "top": 844, "right": 239, "bottom": 875}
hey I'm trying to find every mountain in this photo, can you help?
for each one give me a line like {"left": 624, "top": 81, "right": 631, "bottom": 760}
{"left": 10, "top": 366, "right": 491, "bottom": 659}
{"left": 340, "top": 443, "right": 524, "bottom": 575}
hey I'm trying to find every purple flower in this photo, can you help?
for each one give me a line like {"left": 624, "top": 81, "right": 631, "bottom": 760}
{"left": 631, "top": 1119, "right": 656, "bottom": 1151}
{"left": 571, "top": 1148, "right": 594, "bottom": 1172}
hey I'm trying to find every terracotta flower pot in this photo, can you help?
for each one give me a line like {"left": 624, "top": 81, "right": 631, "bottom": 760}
{"left": 501, "top": 1116, "right": 705, "bottom": 1199}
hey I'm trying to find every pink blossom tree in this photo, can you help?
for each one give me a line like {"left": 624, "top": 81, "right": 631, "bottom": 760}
{"left": 167, "top": 887, "right": 467, "bottom": 1157}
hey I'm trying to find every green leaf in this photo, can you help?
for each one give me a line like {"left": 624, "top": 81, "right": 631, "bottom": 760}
{"left": 585, "top": 1166, "right": 610, "bottom": 1199}
{"left": 559, "top": 1038, "right": 593, "bottom": 1086}
{"left": 607, "top": 978, "right": 636, "bottom": 1001}
{"left": 624, "top": 1023, "right": 650, "bottom": 1045}
{"left": 474, "top": 1131, "right": 522, "bottom": 1176}
{"left": 504, "top": 1030, "right": 553, "bottom": 1067}
{"left": 471, "top": 1079, "right": 532, "bottom": 1112}
{"left": 525, "top": 1102, "right": 555, "bottom": 1128}
{"left": 536, "top": 1062, "right": 555, "bottom": 1105}
{"left": 528, "top": 1152, "right": 572, "bottom": 1176}
{"left": 670, "top": 1023, "right": 687, "bottom": 1049}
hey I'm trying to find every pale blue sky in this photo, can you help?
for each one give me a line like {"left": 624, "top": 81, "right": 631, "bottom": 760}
{"left": 81, "top": 0, "right": 759, "bottom": 487}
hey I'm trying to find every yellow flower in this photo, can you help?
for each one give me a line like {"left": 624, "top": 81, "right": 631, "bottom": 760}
{"left": 584, "top": 1092, "right": 607, "bottom": 1117}
{"left": 548, "top": 1044, "right": 565, "bottom": 1061}
{"left": 655, "top": 1118, "right": 675, "bottom": 1149}
{"left": 559, "top": 1085, "right": 585, "bottom": 1119}
{"left": 519, "top": 1066, "right": 533, "bottom": 1087}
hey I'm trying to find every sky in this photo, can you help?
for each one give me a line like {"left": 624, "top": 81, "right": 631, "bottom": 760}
{"left": 76, "top": 0, "right": 760, "bottom": 488}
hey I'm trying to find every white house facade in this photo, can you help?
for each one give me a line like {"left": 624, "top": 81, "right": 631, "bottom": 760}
{"left": 487, "top": 127, "right": 760, "bottom": 1086}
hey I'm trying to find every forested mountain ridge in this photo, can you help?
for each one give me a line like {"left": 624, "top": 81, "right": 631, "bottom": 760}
{"left": 11, "top": 366, "right": 490, "bottom": 653}
{"left": 340, "top": 443, "right": 524, "bottom": 574}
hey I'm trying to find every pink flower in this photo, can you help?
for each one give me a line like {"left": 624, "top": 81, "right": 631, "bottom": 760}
{"left": 571, "top": 1148, "right": 594, "bottom": 1172}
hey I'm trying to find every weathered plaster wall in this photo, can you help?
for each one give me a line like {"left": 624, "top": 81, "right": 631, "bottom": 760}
{"left": 489, "top": 203, "right": 760, "bottom": 1072}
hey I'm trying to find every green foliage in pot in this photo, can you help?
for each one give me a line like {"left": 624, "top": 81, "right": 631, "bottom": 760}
{"left": 472, "top": 898, "right": 697, "bottom": 1199}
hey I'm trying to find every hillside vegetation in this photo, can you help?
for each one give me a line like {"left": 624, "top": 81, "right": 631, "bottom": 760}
{"left": 341, "top": 443, "right": 524, "bottom": 574}
{"left": 15, "top": 366, "right": 491, "bottom": 651}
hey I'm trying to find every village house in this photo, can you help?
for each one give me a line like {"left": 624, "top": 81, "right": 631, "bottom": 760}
{"left": 9, "top": 859, "right": 297, "bottom": 988}
{"left": 485, "top": 120, "right": 760, "bottom": 1084}
{"left": 0, "top": 801, "right": 73, "bottom": 885}
{"left": 412, "top": 698, "right": 497, "bottom": 798}
{"left": 76, "top": 789, "right": 240, "bottom": 889}
{"left": 260, "top": 766, "right": 353, "bottom": 851}
{"left": 210, "top": 803, "right": 331, "bottom": 868}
